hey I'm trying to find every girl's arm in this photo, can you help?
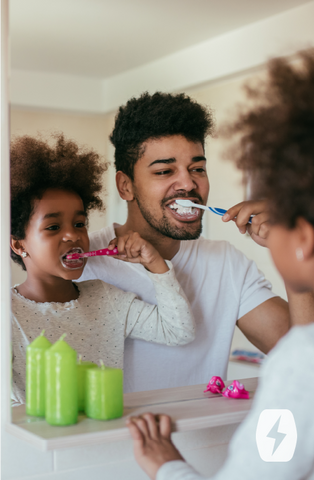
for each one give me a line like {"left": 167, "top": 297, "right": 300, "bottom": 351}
{"left": 124, "top": 261, "right": 195, "bottom": 345}
{"left": 108, "top": 231, "right": 195, "bottom": 346}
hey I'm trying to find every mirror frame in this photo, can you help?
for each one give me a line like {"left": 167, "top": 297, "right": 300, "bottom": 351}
{"left": 1, "top": 0, "right": 12, "bottom": 427}
{"left": 3, "top": 1, "right": 313, "bottom": 438}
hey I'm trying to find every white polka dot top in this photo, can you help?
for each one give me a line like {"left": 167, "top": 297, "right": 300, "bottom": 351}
{"left": 11, "top": 261, "right": 195, "bottom": 404}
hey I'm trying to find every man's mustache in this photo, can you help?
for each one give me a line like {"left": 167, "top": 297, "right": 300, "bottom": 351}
{"left": 161, "top": 192, "right": 204, "bottom": 207}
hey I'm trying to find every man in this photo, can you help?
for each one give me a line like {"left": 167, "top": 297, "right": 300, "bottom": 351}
{"left": 79, "top": 92, "right": 290, "bottom": 393}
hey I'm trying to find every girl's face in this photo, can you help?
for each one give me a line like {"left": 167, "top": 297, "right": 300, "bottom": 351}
{"left": 267, "top": 222, "right": 314, "bottom": 293}
{"left": 21, "top": 188, "right": 89, "bottom": 281}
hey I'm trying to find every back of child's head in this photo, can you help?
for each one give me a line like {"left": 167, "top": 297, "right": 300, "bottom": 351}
{"left": 226, "top": 49, "right": 314, "bottom": 229}
{"left": 11, "top": 133, "right": 107, "bottom": 270}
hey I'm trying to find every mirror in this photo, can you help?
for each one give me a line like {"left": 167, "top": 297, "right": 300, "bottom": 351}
{"left": 5, "top": 0, "right": 312, "bottom": 416}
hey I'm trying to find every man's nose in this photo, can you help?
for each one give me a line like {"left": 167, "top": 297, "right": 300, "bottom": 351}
{"left": 173, "top": 169, "right": 197, "bottom": 191}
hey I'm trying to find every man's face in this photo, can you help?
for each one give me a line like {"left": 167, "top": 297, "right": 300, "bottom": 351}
{"left": 132, "top": 135, "right": 209, "bottom": 240}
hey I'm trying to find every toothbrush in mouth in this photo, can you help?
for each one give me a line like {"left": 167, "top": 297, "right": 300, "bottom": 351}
{"left": 66, "top": 247, "right": 119, "bottom": 260}
{"left": 175, "top": 200, "right": 253, "bottom": 224}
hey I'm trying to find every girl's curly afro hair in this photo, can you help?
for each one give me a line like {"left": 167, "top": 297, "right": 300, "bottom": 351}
{"left": 225, "top": 49, "right": 314, "bottom": 228}
{"left": 110, "top": 91, "right": 214, "bottom": 180}
{"left": 11, "top": 133, "right": 107, "bottom": 270}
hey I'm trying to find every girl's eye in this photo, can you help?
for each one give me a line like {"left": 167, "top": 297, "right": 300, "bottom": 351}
{"left": 46, "top": 225, "right": 59, "bottom": 231}
{"left": 75, "top": 222, "right": 86, "bottom": 228}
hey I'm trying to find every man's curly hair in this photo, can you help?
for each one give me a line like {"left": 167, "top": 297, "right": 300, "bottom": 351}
{"left": 11, "top": 133, "right": 107, "bottom": 270}
{"left": 225, "top": 50, "right": 314, "bottom": 228}
{"left": 110, "top": 92, "right": 214, "bottom": 180}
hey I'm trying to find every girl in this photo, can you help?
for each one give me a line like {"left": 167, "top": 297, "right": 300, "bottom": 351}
{"left": 10, "top": 134, "right": 195, "bottom": 404}
{"left": 126, "top": 51, "right": 314, "bottom": 479}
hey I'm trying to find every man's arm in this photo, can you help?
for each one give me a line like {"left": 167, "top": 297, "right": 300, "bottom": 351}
{"left": 237, "top": 291, "right": 314, "bottom": 354}
{"left": 236, "top": 297, "right": 289, "bottom": 354}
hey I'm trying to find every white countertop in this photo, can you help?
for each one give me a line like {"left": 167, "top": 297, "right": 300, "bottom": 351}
{"left": 7, "top": 377, "right": 258, "bottom": 451}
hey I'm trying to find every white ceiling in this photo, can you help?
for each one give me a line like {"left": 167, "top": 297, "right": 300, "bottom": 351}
{"left": 10, "top": 0, "right": 313, "bottom": 79}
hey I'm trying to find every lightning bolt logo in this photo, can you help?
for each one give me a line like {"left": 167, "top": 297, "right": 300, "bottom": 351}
{"left": 266, "top": 416, "right": 287, "bottom": 455}
{"left": 256, "top": 410, "right": 297, "bottom": 462}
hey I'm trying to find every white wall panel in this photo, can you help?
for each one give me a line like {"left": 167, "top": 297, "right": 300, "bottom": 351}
{"left": 11, "top": 1, "right": 314, "bottom": 114}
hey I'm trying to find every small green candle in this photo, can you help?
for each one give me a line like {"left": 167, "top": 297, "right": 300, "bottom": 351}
{"left": 45, "top": 334, "right": 78, "bottom": 426}
{"left": 77, "top": 355, "right": 97, "bottom": 412}
{"left": 85, "top": 361, "right": 123, "bottom": 420}
{"left": 26, "top": 330, "right": 52, "bottom": 417}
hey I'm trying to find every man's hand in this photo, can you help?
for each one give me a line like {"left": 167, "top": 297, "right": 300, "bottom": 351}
{"left": 222, "top": 200, "right": 270, "bottom": 247}
{"left": 108, "top": 231, "right": 169, "bottom": 274}
{"left": 126, "top": 413, "right": 184, "bottom": 480}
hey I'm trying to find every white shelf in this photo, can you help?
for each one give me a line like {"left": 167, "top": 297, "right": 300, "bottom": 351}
{"left": 7, "top": 377, "right": 258, "bottom": 451}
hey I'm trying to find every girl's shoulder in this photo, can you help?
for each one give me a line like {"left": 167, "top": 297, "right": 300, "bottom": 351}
{"left": 10, "top": 282, "right": 108, "bottom": 308}
{"left": 265, "top": 323, "right": 314, "bottom": 378}
{"left": 10, "top": 280, "right": 131, "bottom": 314}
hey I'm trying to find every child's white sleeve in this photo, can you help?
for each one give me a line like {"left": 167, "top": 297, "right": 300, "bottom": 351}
{"left": 157, "top": 461, "right": 206, "bottom": 480}
{"left": 124, "top": 261, "right": 195, "bottom": 346}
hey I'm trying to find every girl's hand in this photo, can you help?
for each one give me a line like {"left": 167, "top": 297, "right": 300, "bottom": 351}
{"left": 108, "top": 231, "right": 169, "bottom": 274}
{"left": 126, "top": 413, "right": 184, "bottom": 480}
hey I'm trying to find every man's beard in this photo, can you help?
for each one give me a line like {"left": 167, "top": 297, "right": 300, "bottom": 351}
{"left": 134, "top": 193, "right": 203, "bottom": 241}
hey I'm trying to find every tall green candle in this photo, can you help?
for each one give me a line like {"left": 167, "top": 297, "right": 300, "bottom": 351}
{"left": 85, "top": 361, "right": 123, "bottom": 420}
{"left": 77, "top": 355, "right": 97, "bottom": 412}
{"left": 26, "top": 330, "right": 52, "bottom": 417}
{"left": 45, "top": 334, "right": 78, "bottom": 426}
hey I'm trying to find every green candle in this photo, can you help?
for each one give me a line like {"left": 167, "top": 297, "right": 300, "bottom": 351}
{"left": 45, "top": 334, "right": 78, "bottom": 426}
{"left": 26, "top": 330, "right": 52, "bottom": 417}
{"left": 77, "top": 355, "right": 97, "bottom": 412}
{"left": 85, "top": 361, "right": 123, "bottom": 420}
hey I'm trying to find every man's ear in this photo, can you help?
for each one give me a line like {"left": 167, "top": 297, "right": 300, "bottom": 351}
{"left": 10, "top": 236, "right": 26, "bottom": 257}
{"left": 116, "top": 171, "right": 135, "bottom": 201}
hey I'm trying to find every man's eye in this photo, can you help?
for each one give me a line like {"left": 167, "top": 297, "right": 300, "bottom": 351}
{"left": 46, "top": 225, "right": 59, "bottom": 231}
{"left": 155, "top": 170, "right": 171, "bottom": 175}
{"left": 192, "top": 167, "right": 205, "bottom": 173}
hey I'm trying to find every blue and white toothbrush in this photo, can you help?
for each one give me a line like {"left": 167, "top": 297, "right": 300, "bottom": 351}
{"left": 175, "top": 199, "right": 253, "bottom": 224}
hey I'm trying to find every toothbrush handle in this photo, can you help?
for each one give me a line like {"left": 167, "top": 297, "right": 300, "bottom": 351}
{"left": 67, "top": 247, "right": 118, "bottom": 260}
{"left": 209, "top": 207, "right": 253, "bottom": 224}
{"left": 85, "top": 248, "right": 119, "bottom": 257}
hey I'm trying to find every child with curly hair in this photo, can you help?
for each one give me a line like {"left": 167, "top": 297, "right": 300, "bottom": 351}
{"left": 126, "top": 51, "right": 314, "bottom": 480}
{"left": 10, "top": 134, "right": 195, "bottom": 405}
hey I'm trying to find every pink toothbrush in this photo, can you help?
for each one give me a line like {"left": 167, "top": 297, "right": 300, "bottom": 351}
{"left": 66, "top": 247, "right": 118, "bottom": 260}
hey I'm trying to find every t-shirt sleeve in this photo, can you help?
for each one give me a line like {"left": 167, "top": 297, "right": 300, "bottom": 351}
{"left": 227, "top": 244, "right": 276, "bottom": 320}
{"left": 123, "top": 261, "right": 195, "bottom": 346}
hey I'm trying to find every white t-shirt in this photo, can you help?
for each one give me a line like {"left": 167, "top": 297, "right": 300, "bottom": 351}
{"left": 79, "top": 224, "right": 275, "bottom": 392}
{"left": 157, "top": 323, "right": 314, "bottom": 480}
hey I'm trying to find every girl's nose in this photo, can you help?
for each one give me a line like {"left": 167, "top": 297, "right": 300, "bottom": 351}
{"left": 63, "top": 226, "right": 80, "bottom": 242}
